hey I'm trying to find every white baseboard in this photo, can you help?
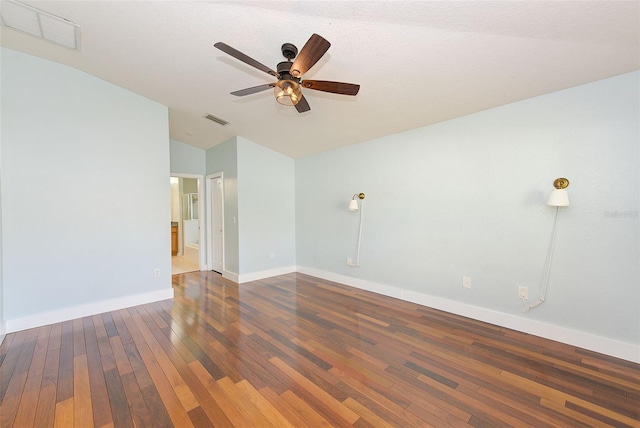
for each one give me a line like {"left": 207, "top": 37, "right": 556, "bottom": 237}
{"left": 222, "top": 270, "right": 239, "bottom": 283}
{"left": 296, "top": 266, "right": 640, "bottom": 364}
{"left": 0, "top": 320, "right": 6, "bottom": 347}
{"left": 5, "top": 266, "right": 637, "bottom": 364}
{"left": 238, "top": 266, "right": 297, "bottom": 283}
{"left": 5, "top": 288, "right": 174, "bottom": 334}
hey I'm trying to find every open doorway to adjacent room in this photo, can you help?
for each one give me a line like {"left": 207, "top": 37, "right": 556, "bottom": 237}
{"left": 170, "top": 174, "right": 205, "bottom": 274}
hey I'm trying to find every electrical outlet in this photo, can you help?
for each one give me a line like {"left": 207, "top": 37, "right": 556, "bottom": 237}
{"left": 518, "top": 286, "right": 528, "bottom": 299}
{"left": 463, "top": 276, "right": 471, "bottom": 289}
{"left": 347, "top": 258, "right": 352, "bottom": 265}
{"left": 154, "top": 269, "right": 160, "bottom": 277}
{"left": 269, "top": 251, "right": 276, "bottom": 260}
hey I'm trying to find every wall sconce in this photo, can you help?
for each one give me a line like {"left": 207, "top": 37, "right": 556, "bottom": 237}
{"left": 523, "top": 177, "right": 570, "bottom": 311}
{"left": 349, "top": 193, "right": 365, "bottom": 211}
{"left": 547, "top": 178, "right": 570, "bottom": 207}
{"left": 347, "top": 192, "right": 365, "bottom": 267}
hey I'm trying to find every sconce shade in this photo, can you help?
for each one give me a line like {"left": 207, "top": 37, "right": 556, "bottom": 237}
{"left": 349, "top": 193, "right": 365, "bottom": 211}
{"left": 547, "top": 178, "right": 570, "bottom": 206}
{"left": 547, "top": 189, "right": 569, "bottom": 206}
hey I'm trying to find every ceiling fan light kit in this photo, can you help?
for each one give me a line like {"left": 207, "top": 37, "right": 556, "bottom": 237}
{"left": 214, "top": 34, "right": 360, "bottom": 113}
{"left": 274, "top": 58, "right": 302, "bottom": 106}
{"left": 274, "top": 79, "right": 302, "bottom": 106}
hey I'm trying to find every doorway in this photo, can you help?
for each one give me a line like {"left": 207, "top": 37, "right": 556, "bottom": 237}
{"left": 207, "top": 173, "right": 224, "bottom": 274}
{"left": 170, "top": 174, "right": 205, "bottom": 274}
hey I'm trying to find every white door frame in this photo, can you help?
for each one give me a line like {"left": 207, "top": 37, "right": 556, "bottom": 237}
{"left": 206, "top": 172, "right": 224, "bottom": 273}
{"left": 170, "top": 173, "right": 206, "bottom": 271}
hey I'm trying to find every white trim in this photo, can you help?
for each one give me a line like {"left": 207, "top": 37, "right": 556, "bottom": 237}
{"left": 222, "top": 270, "right": 239, "bottom": 283}
{"left": 206, "top": 172, "right": 225, "bottom": 274}
{"left": 0, "top": 321, "right": 6, "bottom": 347}
{"left": 4, "top": 262, "right": 637, "bottom": 363}
{"left": 5, "top": 288, "right": 174, "bottom": 333}
{"left": 296, "top": 266, "right": 640, "bottom": 364}
{"left": 238, "top": 266, "right": 297, "bottom": 283}
{"left": 170, "top": 173, "right": 206, "bottom": 271}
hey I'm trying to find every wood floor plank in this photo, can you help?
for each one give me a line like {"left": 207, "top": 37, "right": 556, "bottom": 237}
{"left": 165, "top": 305, "right": 229, "bottom": 381}
{"left": 0, "top": 328, "right": 39, "bottom": 428}
{"left": 187, "top": 405, "right": 214, "bottom": 427}
{"left": 259, "top": 385, "right": 316, "bottom": 428}
{"left": 53, "top": 397, "right": 74, "bottom": 428}
{"left": 0, "top": 329, "right": 26, "bottom": 404}
{"left": 0, "top": 330, "right": 17, "bottom": 366}
{"left": 340, "top": 375, "right": 441, "bottom": 428}
{"left": 216, "top": 376, "right": 279, "bottom": 428}
{"left": 122, "top": 342, "right": 174, "bottom": 428}
{"left": 270, "top": 356, "right": 360, "bottom": 426}
{"left": 229, "top": 335, "right": 291, "bottom": 394}
{"left": 280, "top": 389, "right": 335, "bottom": 428}
{"left": 142, "top": 306, "right": 236, "bottom": 427}
{"left": 499, "top": 370, "right": 640, "bottom": 426}
{"left": 118, "top": 371, "right": 155, "bottom": 428}
{"left": 342, "top": 396, "right": 396, "bottom": 428}
{"left": 33, "top": 322, "right": 63, "bottom": 428}
{"left": 72, "top": 319, "right": 85, "bottom": 357}
{"left": 188, "top": 360, "right": 254, "bottom": 427}
{"left": 73, "top": 354, "right": 94, "bottom": 428}
{"left": 103, "top": 368, "right": 134, "bottom": 428}
{"left": 235, "top": 379, "right": 296, "bottom": 428}
{"left": 13, "top": 325, "right": 51, "bottom": 427}
{"left": 131, "top": 306, "right": 200, "bottom": 413}
{"left": 2, "top": 271, "right": 638, "bottom": 428}
{"left": 108, "top": 333, "right": 133, "bottom": 379}
{"left": 93, "top": 314, "right": 116, "bottom": 374}
{"left": 109, "top": 309, "right": 134, "bottom": 347}
{"left": 539, "top": 397, "right": 614, "bottom": 428}
{"left": 56, "top": 320, "right": 74, "bottom": 405}
{"left": 83, "top": 316, "right": 113, "bottom": 428}
{"left": 122, "top": 314, "right": 195, "bottom": 428}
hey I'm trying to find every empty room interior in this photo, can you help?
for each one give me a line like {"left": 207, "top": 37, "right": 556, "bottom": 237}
{"left": 1, "top": 1, "right": 639, "bottom": 427}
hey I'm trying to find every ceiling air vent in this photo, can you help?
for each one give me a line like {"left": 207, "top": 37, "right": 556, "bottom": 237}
{"left": 0, "top": 0, "right": 80, "bottom": 50}
{"left": 204, "top": 114, "right": 229, "bottom": 126}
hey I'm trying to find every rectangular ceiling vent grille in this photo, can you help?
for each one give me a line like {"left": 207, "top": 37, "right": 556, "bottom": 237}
{"left": 0, "top": 0, "right": 81, "bottom": 50}
{"left": 204, "top": 114, "right": 229, "bottom": 126}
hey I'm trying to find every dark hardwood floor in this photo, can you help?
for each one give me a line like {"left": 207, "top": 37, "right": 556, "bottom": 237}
{"left": 1, "top": 271, "right": 639, "bottom": 427}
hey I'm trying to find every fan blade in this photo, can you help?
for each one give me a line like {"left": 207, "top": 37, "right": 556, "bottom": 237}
{"left": 214, "top": 42, "right": 278, "bottom": 77}
{"left": 295, "top": 95, "right": 310, "bottom": 113}
{"left": 290, "top": 34, "right": 330, "bottom": 78}
{"left": 231, "top": 83, "right": 275, "bottom": 97}
{"left": 301, "top": 80, "right": 360, "bottom": 96}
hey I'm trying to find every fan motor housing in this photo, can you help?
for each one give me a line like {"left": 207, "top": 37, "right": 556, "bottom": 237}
{"left": 276, "top": 61, "right": 299, "bottom": 82}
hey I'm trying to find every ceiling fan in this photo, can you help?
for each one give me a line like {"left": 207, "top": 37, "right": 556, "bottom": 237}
{"left": 214, "top": 34, "right": 360, "bottom": 113}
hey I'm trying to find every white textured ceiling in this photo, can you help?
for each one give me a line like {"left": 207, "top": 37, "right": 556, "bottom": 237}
{"left": 2, "top": 1, "right": 638, "bottom": 158}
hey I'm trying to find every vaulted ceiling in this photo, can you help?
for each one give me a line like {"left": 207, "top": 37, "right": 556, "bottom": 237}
{"left": 2, "top": 1, "right": 638, "bottom": 158}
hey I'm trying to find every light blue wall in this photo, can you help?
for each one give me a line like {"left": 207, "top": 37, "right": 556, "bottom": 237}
{"left": 0, "top": 49, "right": 4, "bottom": 341}
{"left": 206, "top": 137, "right": 239, "bottom": 275}
{"left": 1, "top": 48, "right": 172, "bottom": 321}
{"left": 170, "top": 139, "right": 205, "bottom": 175}
{"left": 205, "top": 137, "right": 296, "bottom": 278}
{"left": 296, "top": 72, "right": 639, "bottom": 345}
{"left": 237, "top": 137, "right": 295, "bottom": 275}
